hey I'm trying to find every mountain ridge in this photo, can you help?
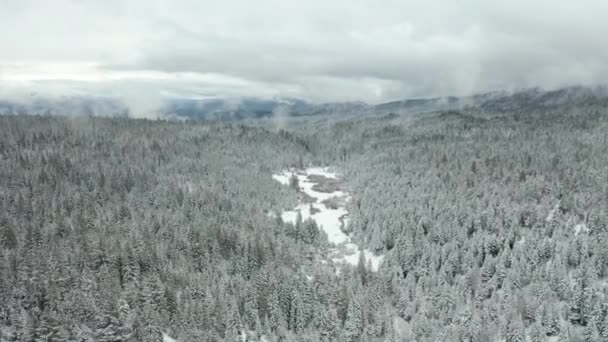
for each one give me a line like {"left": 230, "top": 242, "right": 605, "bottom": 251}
{"left": 1, "top": 85, "right": 607, "bottom": 120}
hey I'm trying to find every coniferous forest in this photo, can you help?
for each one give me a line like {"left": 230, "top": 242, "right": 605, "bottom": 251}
{"left": 2, "top": 104, "right": 608, "bottom": 341}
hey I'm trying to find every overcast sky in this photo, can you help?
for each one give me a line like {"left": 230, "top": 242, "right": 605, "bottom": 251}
{"left": 1, "top": 0, "right": 608, "bottom": 103}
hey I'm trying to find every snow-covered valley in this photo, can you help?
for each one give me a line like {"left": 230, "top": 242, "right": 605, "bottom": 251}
{"left": 272, "top": 167, "right": 384, "bottom": 272}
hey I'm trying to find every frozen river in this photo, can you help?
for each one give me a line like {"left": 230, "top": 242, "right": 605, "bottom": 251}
{"left": 273, "top": 167, "right": 383, "bottom": 272}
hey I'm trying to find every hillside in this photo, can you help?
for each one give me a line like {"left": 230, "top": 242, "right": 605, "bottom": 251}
{"left": 1, "top": 102, "right": 608, "bottom": 341}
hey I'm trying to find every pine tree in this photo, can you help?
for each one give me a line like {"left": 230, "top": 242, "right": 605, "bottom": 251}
{"left": 357, "top": 250, "right": 367, "bottom": 285}
{"left": 319, "top": 307, "right": 338, "bottom": 342}
{"left": 340, "top": 296, "right": 363, "bottom": 342}
{"left": 383, "top": 314, "right": 397, "bottom": 342}
{"left": 268, "top": 292, "right": 285, "bottom": 333}
{"left": 600, "top": 313, "right": 608, "bottom": 341}
{"left": 95, "top": 313, "right": 132, "bottom": 342}
{"left": 504, "top": 312, "right": 525, "bottom": 342}
{"left": 0, "top": 218, "right": 18, "bottom": 249}
{"left": 569, "top": 265, "right": 596, "bottom": 326}
{"left": 243, "top": 289, "right": 259, "bottom": 331}
{"left": 529, "top": 322, "right": 545, "bottom": 342}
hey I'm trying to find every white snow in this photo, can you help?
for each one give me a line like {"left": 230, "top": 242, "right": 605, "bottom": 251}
{"left": 393, "top": 315, "right": 411, "bottom": 340}
{"left": 302, "top": 166, "right": 338, "bottom": 179}
{"left": 545, "top": 204, "right": 559, "bottom": 222}
{"left": 574, "top": 222, "right": 589, "bottom": 235}
{"left": 273, "top": 167, "right": 384, "bottom": 272}
{"left": 273, "top": 168, "right": 346, "bottom": 202}
{"left": 163, "top": 333, "right": 178, "bottom": 342}
{"left": 272, "top": 173, "right": 291, "bottom": 186}
{"left": 281, "top": 204, "right": 350, "bottom": 244}
{"left": 341, "top": 246, "right": 384, "bottom": 271}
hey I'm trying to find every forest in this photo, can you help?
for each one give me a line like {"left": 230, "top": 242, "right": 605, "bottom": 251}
{"left": 1, "top": 103, "right": 608, "bottom": 341}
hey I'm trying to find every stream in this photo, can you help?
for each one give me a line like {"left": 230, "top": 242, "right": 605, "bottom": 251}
{"left": 272, "top": 167, "right": 384, "bottom": 272}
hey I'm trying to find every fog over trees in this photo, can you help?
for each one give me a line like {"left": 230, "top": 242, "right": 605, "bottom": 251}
{"left": 1, "top": 101, "right": 608, "bottom": 341}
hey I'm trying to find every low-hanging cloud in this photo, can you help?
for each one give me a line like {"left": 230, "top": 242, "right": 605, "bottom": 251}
{"left": 1, "top": 0, "right": 608, "bottom": 103}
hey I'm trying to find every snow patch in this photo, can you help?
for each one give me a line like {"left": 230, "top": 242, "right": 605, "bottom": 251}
{"left": 334, "top": 250, "right": 384, "bottom": 272}
{"left": 303, "top": 166, "right": 339, "bottom": 179}
{"left": 163, "top": 333, "right": 178, "bottom": 342}
{"left": 281, "top": 204, "right": 350, "bottom": 244}
{"left": 273, "top": 167, "right": 383, "bottom": 272}
{"left": 272, "top": 173, "right": 291, "bottom": 186}
{"left": 574, "top": 222, "right": 589, "bottom": 235}
{"left": 331, "top": 244, "right": 385, "bottom": 272}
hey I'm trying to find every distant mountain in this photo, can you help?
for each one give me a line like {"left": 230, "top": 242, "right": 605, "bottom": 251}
{"left": 477, "top": 86, "right": 608, "bottom": 113}
{"left": 1, "top": 86, "right": 608, "bottom": 120}
{"left": 373, "top": 96, "right": 462, "bottom": 114}
{"left": 0, "top": 96, "right": 313, "bottom": 121}
{"left": 0, "top": 96, "right": 129, "bottom": 117}
{"left": 294, "top": 101, "right": 370, "bottom": 116}
{"left": 165, "top": 97, "right": 312, "bottom": 120}
{"left": 370, "top": 86, "right": 608, "bottom": 115}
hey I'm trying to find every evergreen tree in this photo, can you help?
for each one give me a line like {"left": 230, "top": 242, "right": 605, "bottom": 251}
{"left": 340, "top": 296, "right": 363, "bottom": 342}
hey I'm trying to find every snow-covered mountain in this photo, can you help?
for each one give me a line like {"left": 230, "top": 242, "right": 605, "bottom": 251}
{"left": 1, "top": 86, "right": 607, "bottom": 120}
{"left": 0, "top": 96, "right": 129, "bottom": 117}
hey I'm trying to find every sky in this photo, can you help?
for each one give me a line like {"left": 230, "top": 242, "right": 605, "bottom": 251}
{"left": 1, "top": 0, "right": 608, "bottom": 104}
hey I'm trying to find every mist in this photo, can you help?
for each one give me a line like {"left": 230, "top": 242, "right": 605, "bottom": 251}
{"left": 271, "top": 104, "right": 289, "bottom": 131}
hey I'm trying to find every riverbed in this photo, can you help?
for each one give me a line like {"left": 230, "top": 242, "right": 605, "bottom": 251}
{"left": 272, "top": 167, "right": 383, "bottom": 272}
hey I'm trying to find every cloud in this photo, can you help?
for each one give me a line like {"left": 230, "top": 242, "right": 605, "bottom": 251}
{"left": 1, "top": 0, "right": 608, "bottom": 103}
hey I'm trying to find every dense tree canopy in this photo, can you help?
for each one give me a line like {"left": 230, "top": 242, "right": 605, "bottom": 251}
{"left": 1, "top": 105, "right": 608, "bottom": 341}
